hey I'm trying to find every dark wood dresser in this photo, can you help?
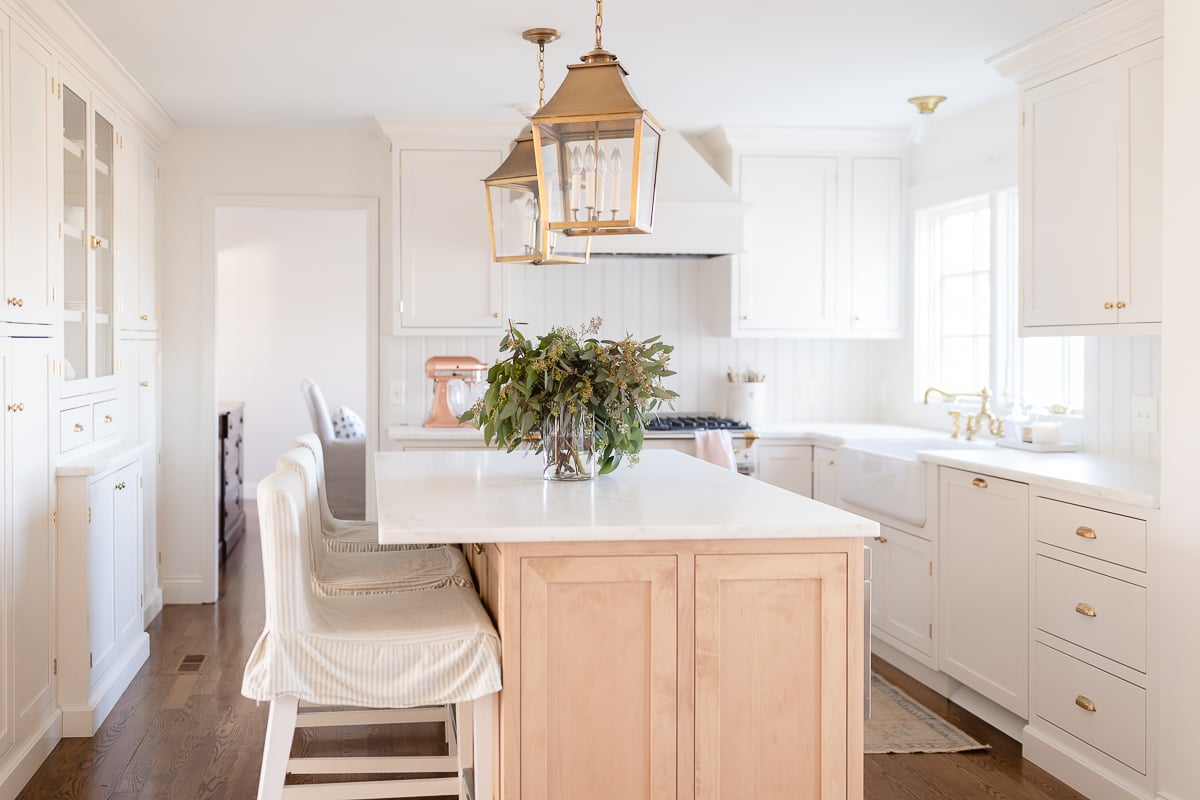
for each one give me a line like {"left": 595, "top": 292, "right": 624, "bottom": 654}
{"left": 218, "top": 402, "right": 246, "bottom": 562}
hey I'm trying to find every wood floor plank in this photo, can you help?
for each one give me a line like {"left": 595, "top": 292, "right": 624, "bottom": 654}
{"left": 19, "top": 505, "right": 1090, "bottom": 800}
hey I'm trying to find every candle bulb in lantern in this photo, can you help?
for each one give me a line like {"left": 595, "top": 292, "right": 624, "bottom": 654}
{"left": 608, "top": 148, "right": 622, "bottom": 218}
{"left": 595, "top": 149, "right": 608, "bottom": 222}
{"left": 522, "top": 196, "right": 538, "bottom": 254}
{"left": 584, "top": 144, "right": 596, "bottom": 219}
{"left": 568, "top": 147, "right": 582, "bottom": 220}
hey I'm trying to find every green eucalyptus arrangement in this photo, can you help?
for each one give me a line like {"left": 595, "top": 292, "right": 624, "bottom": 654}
{"left": 461, "top": 317, "right": 679, "bottom": 475}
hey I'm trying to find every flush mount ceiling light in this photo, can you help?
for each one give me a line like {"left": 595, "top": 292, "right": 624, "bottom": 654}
{"left": 484, "top": 29, "right": 591, "bottom": 266}
{"left": 906, "top": 95, "right": 947, "bottom": 144}
{"left": 530, "top": 0, "right": 663, "bottom": 237}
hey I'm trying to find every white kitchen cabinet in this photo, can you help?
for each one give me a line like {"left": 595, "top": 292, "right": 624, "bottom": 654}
{"left": 2, "top": 338, "right": 56, "bottom": 759}
{"left": 394, "top": 148, "right": 506, "bottom": 334}
{"left": 813, "top": 445, "right": 838, "bottom": 505}
{"left": 867, "top": 525, "right": 936, "bottom": 665}
{"left": 127, "top": 338, "right": 160, "bottom": 622}
{"left": 116, "top": 146, "right": 158, "bottom": 332}
{"left": 5, "top": 22, "right": 57, "bottom": 327}
{"left": 993, "top": 9, "right": 1162, "bottom": 335}
{"left": 136, "top": 150, "right": 159, "bottom": 329}
{"left": 701, "top": 128, "right": 906, "bottom": 339}
{"left": 939, "top": 467, "right": 1029, "bottom": 717}
{"left": 56, "top": 450, "right": 149, "bottom": 736}
{"left": 756, "top": 443, "right": 813, "bottom": 497}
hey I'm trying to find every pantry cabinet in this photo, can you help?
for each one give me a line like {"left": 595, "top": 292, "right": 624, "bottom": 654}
{"left": 939, "top": 467, "right": 1030, "bottom": 717}
{"left": 3, "top": 337, "right": 56, "bottom": 754}
{"left": 701, "top": 128, "right": 906, "bottom": 339}
{"left": 992, "top": 6, "right": 1162, "bottom": 335}
{"left": 6, "top": 23, "right": 57, "bottom": 327}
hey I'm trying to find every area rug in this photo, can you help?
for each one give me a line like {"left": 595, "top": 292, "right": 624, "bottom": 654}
{"left": 865, "top": 675, "right": 989, "bottom": 754}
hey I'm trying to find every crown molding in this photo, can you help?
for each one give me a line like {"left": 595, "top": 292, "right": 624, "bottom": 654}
{"left": 374, "top": 117, "right": 524, "bottom": 150}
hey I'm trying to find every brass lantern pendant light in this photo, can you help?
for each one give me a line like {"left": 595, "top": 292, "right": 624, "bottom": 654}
{"left": 530, "top": 0, "right": 663, "bottom": 237}
{"left": 483, "top": 29, "right": 590, "bottom": 265}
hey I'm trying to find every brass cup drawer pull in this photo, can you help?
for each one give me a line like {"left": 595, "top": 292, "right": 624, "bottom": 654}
{"left": 1075, "top": 526, "right": 1097, "bottom": 540}
{"left": 971, "top": 477, "right": 988, "bottom": 489}
{"left": 1075, "top": 602, "right": 1097, "bottom": 618}
{"left": 73, "top": 423, "right": 84, "bottom": 433}
{"left": 1075, "top": 695, "right": 1097, "bottom": 713}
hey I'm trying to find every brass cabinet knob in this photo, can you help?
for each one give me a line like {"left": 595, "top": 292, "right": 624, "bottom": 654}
{"left": 1075, "top": 602, "right": 1097, "bottom": 618}
{"left": 139, "top": 314, "right": 149, "bottom": 321}
{"left": 826, "top": 459, "right": 835, "bottom": 466}
{"left": 103, "top": 415, "right": 113, "bottom": 424}
{"left": 73, "top": 423, "right": 84, "bottom": 432}
{"left": 1075, "top": 695, "right": 1097, "bottom": 713}
{"left": 971, "top": 477, "right": 988, "bottom": 489}
{"left": 1104, "top": 302, "right": 1114, "bottom": 310}
{"left": 492, "top": 312, "right": 500, "bottom": 319}
{"left": 140, "top": 381, "right": 150, "bottom": 388}
{"left": 1075, "top": 526, "right": 1097, "bottom": 540}
{"left": 876, "top": 536, "right": 888, "bottom": 544}
{"left": 90, "top": 235, "right": 102, "bottom": 250}
{"left": 742, "top": 314, "right": 750, "bottom": 320}
{"left": 1116, "top": 301, "right": 1126, "bottom": 309}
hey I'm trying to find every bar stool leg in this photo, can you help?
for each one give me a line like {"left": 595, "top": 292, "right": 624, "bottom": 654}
{"left": 257, "top": 695, "right": 299, "bottom": 800}
{"left": 457, "top": 701, "right": 474, "bottom": 800}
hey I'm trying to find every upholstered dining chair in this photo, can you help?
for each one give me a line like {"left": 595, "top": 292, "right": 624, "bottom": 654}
{"left": 300, "top": 378, "right": 365, "bottom": 520}
{"left": 244, "top": 467, "right": 501, "bottom": 799}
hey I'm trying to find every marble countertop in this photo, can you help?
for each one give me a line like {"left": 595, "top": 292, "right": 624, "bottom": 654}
{"left": 374, "top": 449, "right": 879, "bottom": 544}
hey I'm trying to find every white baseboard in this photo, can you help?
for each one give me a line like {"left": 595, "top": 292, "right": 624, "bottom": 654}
{"left": 0, "top": 710, "right": 62, "bottom": 800}
{"left": 143, "top": 586, "right": 164, "bottom": 627}
{"left": 872, "top": 638, "right": 955, "bottom": 696}
{"left": 162, "top": 576, "right": 215, "bottom": 605}
{"left": 1024, "top": 725, "right": 1152, "bottom": 800}
{"left": 948, "top": 684, "right": 1027, "bottom": 743}
{"left": 61, "top": 633, "right": 150, "bottom": 737}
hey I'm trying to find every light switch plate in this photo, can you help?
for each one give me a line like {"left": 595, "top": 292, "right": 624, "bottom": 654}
{"left": 1132, "top": 395, "right": 1157, "bottom": 434}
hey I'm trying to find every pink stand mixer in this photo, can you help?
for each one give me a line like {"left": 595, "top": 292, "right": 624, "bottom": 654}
{"left": 423, "top": 356, "right": 488, "bottom": 427}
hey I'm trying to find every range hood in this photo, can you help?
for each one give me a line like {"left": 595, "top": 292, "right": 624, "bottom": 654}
{"left": 586, "top": 129, "right": 747, "bottom": 257}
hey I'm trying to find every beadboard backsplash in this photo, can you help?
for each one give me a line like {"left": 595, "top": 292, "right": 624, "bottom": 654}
{"left": 382, "top": 257, "right": 887, "bottom": 428}
{"left": 1083, "top": 336, "right": 1161, "bottom": 462}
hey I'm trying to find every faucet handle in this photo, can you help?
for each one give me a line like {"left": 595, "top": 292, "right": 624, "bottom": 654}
{"left": 948, "top": 410, "right": 962, "bottom": 439}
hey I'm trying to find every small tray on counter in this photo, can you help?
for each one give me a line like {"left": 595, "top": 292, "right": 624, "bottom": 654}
{"left": 996, "top": 439, "right": 1081, "bottom": 453}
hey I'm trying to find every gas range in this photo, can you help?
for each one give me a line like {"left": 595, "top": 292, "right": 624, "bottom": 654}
{"left": 643, "top": 412, "right": 753, "bottom": 438}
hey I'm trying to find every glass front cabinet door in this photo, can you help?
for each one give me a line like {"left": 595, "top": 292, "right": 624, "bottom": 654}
{"left": 61, "top": 76, "right": 120, "bottom": 396}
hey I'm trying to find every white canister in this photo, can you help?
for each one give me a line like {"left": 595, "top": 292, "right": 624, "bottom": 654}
{"left": 725, "top": 383, "right": 766, "bottom": 424}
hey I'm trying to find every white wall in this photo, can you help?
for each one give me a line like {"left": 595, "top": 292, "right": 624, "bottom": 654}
{"left": 216, "top": 205, "right": 369, "bottom": 494}
{"left": 383, "top": 257, "right": 887, "bottom": 430}
{"left": 877, "top": 96, "right": 1162, "bottom": 460}
{"left": 1158, "top": 4, "right": 1199, "bottom": 798}
{"left": 160, "top": 128, "right": 388, "bottom": 603}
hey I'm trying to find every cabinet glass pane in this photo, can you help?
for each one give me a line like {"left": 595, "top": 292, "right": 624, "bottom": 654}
{"left": 94, "top": 111, "right": 114, "bottom": 378}
{"left": 63, "top": 86, "right": 88, "bottom": 381}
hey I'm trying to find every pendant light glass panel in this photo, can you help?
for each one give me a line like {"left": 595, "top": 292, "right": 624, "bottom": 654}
{"left": 534, "top": 113, "right": 660, "bottom": 236}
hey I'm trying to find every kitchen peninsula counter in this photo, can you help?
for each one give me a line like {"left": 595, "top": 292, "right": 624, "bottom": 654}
{"left": 375, "top": 449, "right": 876, "bottom": 800}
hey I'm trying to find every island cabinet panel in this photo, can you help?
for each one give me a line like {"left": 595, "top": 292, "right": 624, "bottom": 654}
{"left": 695, "top": 553, "right": 849, "bottom": 800}
{"left": 519, "top": 555, "right": 678, "bottom": 800}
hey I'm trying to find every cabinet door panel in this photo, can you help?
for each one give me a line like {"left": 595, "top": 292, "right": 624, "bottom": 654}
{"left": 1022, "top": 61, "right": 1119, "bottom": 327}
{"left": 399, "top": 149, "right": 504, "bottom": 330}
{"left": 87, "top": 479, "right": 117, "bottom": 678}
{"left": 1122, "top": 41, "right": 1163, "bottom": 324}
{"left": 738, "top": 156, "right": 837, "bottom": 332}
{"left": 756, "top": 444, "right": 813, "bottom": 497}
{"left": 7, "top": 24, "right": 56, "bottom": 325}
{"left": 114, "top": 464, "right": 141, "bottom": 644}
{"left": 114, "top": 134, "right": 139, "bottom": 329}
{"left": 877, "top": 526, "right": 934, "bottom": 661}
{"left": 11, "top": 339, "right": 55, "bottom": 738}
{"left": 138, "top": 150, "right": 158, "bottom": 327}
{"left": 940, "top": 468, "right": 1029, "bottom": 717}
{"left": 813, "top": 446, "right": 838, "bottom": 505}
{"left": 695, "top": 553, "right": 849, "bottom": 800}
{"left": 520, "top": 555, "right": 676, "bottom": 800}
{"left": 848, "top": 157, "right": 903, "bottom": 333}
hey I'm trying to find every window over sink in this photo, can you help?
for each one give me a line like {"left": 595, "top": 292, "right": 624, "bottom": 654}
{"left": 915, "top": 188, "right": 1082, "bottom": 413}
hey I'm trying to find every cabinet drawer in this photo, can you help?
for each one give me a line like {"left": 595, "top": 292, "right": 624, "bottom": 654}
{"left": 1034, "top": 643, "right": 1146, "bottom": 774}
{"left": 60, "top": 405, "right": 93, "bottom": 452}
{"left": 1035, "top": 497, "right": 1146, "bottom": 571}
{"left": 93, "top": 399, "right": 119, "bottom": 442}
{"left": 1035, "top": 556, "right": 1146, "bottom": 672}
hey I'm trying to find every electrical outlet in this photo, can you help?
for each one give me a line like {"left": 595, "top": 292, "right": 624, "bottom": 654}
{"left": 389, "top": 380, "right": 405, "bottom": 405}
{"left": 1132, "top": 396, "right": 1157, "bottom": 434}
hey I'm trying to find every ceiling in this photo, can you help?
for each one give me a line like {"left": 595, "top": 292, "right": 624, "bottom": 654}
{"left": 64, "top": 0, "right": 1103, "bottom": 134}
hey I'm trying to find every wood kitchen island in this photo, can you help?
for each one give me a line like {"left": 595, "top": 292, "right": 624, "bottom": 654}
{"left": 375, "top": 449, "right": 878, "bottom": 800}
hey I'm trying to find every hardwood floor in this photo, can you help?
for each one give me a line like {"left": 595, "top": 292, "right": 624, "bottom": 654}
{"left": 20, "top": 507, "right": 1088, "bottom": 799}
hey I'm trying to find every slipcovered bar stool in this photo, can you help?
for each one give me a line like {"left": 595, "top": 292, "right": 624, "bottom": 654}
{"left": 295, "top": 432, "right": 436, "bottom": 553}
{"left": 244, "top": 468, "right": 502, "bottom": 800}
{"left": 277, "top": 446, "right": 472, "bottom": 597}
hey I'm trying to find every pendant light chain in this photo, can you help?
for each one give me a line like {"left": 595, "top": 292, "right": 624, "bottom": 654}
{"left": 537, "top": 40, "right": 546, "bottom": 108}
{"left": 595, "top": 0, "right": 604, "bottom": 50}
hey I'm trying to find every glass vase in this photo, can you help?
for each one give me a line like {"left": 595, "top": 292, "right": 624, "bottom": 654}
{"left": 541, "top": 409, "right": 597, "bottom": 481}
